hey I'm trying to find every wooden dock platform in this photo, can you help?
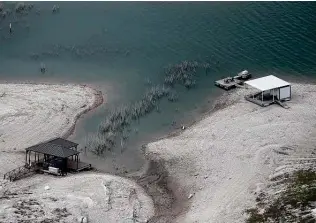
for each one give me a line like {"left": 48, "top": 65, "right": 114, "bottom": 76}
{"left": 3, "top": 165, "right": 38, "bottom": 182}
{"left": 215, "top": 70, "right": 252, "bottom": 90}
{"left": 245, "top": 92, "right": 290, "bottom": 109}
{"left": 215, "top": 78, "right": 244, "bottom": 90}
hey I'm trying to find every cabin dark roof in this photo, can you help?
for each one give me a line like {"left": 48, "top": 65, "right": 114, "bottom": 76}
{"left": 25, "top": 138, "right": 79, "bottom": 158}
{"left": 48, "top": 138, "right": 78, "bottom": 149}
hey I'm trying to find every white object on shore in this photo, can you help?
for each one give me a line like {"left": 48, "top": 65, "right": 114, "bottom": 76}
{"left": 188, "top": 193, "right": 193, "bottom": 199}
{"left": 78, "top": 216, "right": 88, "bottom": 223}
{"left": 181, "top": 126, "right": 185, "bottom": 130}
{"left": 44, "top": 185, "right": 50, "bottom": 190}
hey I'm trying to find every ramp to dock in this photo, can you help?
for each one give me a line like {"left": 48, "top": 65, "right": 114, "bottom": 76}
{"left": 275, "top": 100, "right": 290, "bottom": 109}
{"left": 3, "top": 165, "right": 37, "bottom": 182}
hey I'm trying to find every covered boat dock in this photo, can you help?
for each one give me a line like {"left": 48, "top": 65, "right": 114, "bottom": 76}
{"left": 244, "top": 75, "right": 291, "bottom": 108}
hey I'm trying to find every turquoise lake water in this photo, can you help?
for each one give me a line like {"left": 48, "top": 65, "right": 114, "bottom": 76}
{"left": 1, "top": 2, "right": 316, "bottom": 172}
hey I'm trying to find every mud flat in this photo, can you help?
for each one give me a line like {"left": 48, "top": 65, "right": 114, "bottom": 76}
{"left": 146, "top": 83, "right": 316, "bottom": 222}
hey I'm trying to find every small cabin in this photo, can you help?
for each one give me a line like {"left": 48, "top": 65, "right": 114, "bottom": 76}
{"left": 3, "top": 138, "right": 92, "bottom": 181}
{"left": 25, "top": 138, "right": 91, "bottom": 175}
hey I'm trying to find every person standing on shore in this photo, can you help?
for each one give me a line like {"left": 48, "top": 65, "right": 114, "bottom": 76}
{"left": 9, "top": 23, "right": 12, "bottom": 34}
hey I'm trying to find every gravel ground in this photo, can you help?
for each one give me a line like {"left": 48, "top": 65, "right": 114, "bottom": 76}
{"left": 146, "top": 83, "right": 316, "bottom": 223}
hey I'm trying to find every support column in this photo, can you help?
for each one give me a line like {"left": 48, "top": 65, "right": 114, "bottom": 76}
{"left": 262, "top": 91, "right": 263, "bottom": 105}
{"left": 76, "top": 155, "right": 79, "bottom": 170}
{"left": 25, "top": 151, "right": 28, "bottom": 165}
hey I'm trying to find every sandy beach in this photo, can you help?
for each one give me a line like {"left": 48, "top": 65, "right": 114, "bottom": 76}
{"left": 146, "top": 83, "right": 316, "bottom": 222}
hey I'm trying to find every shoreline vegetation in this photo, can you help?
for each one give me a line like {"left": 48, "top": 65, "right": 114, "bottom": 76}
{"left": 246, "top": 169, "right": 316, "bottom": 223}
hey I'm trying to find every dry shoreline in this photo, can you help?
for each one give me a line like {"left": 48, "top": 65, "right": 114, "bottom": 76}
{"left": 0, "top": 81, "right": 105, "bottom": 140}
{"left": 133, "top": 88, "right": 239, "bottom": 223}
{"left": 2, "top": 80, "right": 316, "bottom": 222}
{"left": 62, "top": 86, "right": 104, "bottom": 139}
{"left": 145, "top": 82, "right": 316, "bottom": 222}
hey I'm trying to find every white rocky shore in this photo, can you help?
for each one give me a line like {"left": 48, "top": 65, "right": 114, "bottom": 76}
{"left": 0, "top": 173, "right": 154, "bottom": 223}
{"left": 146, "top": 83, "right": 316, "bottom": 223}
{"left": 0, "top": 83, "right": 155, "bottom": 223}
{"left": 1, "top": 82, "right": 316, "bottom": 223}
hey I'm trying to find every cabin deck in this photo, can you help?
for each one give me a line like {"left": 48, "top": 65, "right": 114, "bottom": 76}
{"left": 3, "top": 138, "right": 93, "bottom": 182}
{"left": 245, "top": 92, "right": 290, "bottom": 108}
{"left": 245, "top": 95, "right": 274, "bottom": 107}
{"left": 67, "top": 159, "right": 92, "bottom": 171}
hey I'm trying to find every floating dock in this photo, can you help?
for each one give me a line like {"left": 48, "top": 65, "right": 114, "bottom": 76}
{"left": 215, "top": 70, "right": 252, "bottom": 90}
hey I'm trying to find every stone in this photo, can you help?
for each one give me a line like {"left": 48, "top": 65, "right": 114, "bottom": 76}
{"left": 78, "top": 216, "right": 88, "bottom": 223}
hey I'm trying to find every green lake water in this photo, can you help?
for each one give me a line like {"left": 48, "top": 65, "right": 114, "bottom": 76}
{"left": 1, "top": 2, "right": 316, "bottom": 172}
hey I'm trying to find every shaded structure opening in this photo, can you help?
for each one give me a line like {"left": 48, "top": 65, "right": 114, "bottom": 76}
{"left": 244, "top": 75, "right": 291, "bottom": 107}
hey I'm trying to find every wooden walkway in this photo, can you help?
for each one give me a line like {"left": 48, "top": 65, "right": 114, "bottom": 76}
{"left": 3, "top": 159, "right": 92, "bottom": 182}
{"left": 3, "top": 165, "right": 38, "bottom": 182}
{"left": 215, "top": 73, "right": 252, "bottom": 90}
{"left": 245, "top": 93, "right": 291, "bottom": 109}
{"left": 215, "top": 78, "right": 243, "bottom": 90}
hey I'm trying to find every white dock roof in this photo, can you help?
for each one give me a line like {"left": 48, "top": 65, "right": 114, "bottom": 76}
{"left": 244, "top": 75, "right": 290, "bottom": 91}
